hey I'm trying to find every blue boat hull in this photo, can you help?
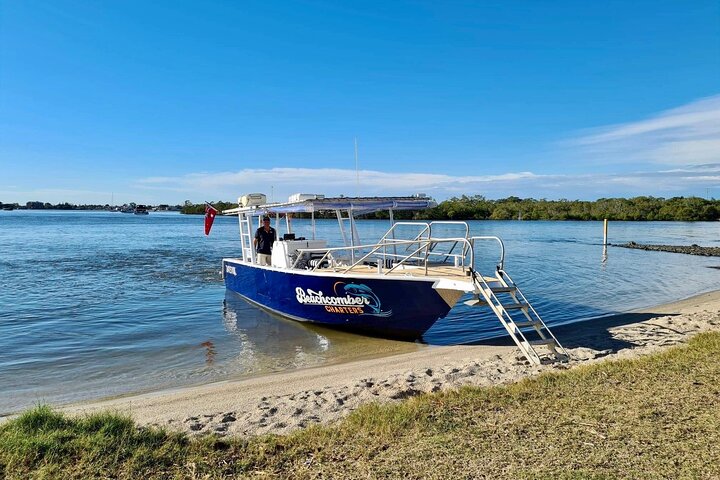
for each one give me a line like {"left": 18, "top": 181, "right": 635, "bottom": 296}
{"left": 222, "top": 259, "right": 455, "bottom": 339}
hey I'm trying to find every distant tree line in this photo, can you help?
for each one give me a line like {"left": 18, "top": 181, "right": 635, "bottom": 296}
{"left": 420, "top": 195, "right": 720, "bottom": 221}
{"left": 0, "top": 201, "right": 182, "bottom": 211}
{"left": 180, "top": 200, "right": 237, "bottom": 214}
{"left": 25, "top": 201, "right": 79, "bottom": 210}
{"left": 188, "top": 196, "right": 720, "bottom": 222}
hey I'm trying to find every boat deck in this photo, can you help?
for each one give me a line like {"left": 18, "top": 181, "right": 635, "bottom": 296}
{"left": 224, "top": 257, "right": 498, "bottom": 283}
{"left": 319, "top": 263, "right": 499, "bottom": 283}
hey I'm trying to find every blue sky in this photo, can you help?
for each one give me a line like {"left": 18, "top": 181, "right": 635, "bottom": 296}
{"left": 1, "top": 0, "right": 719, "bottom": 204}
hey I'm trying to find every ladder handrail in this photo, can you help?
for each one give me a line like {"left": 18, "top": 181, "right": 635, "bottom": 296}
{"left": 469, "top": 236, "right": 505, "bottom": 270}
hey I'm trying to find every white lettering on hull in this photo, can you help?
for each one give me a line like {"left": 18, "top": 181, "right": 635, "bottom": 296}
{"left": 295, "top": 287, "right": 369, "bottom": 307}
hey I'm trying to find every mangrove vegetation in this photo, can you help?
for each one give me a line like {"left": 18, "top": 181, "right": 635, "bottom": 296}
{"left": 4, "top": 196, "right": 718, "bottom": 221}
{"left": 184, "top": 196, "right": 720, "bottom": 221}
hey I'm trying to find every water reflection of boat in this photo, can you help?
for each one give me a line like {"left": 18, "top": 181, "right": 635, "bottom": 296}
{"left": 222, "top": 292, "right": 331, "bottom": 366}
{"left": 220, "top": 194, "right": 568, "bottom": 364}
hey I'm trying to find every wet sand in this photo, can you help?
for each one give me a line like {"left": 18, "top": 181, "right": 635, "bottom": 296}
{"left": 64, "top": 290, "right": 720, "bottom": 437}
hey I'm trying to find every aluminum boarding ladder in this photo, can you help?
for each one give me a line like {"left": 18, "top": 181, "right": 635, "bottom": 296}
{"left": 465, "top": 269, "right": 569, "bottom": 365}
{"left": 239, "top": 213, "right": 255, "bottom": 263}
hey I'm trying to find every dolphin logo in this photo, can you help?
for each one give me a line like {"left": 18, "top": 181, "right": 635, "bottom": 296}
{"left": 343, "top": 283, "right": 381, "bottom": 313}
{"left": 332, "top": 282, "right": 392, "bottom": 317}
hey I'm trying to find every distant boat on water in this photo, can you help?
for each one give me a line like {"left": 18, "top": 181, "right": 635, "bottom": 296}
{"left": 1, "top": 205, "right": 14, "bottom": 211}
{"left": 116, "top": 203, "right": 149, "bottom": 214}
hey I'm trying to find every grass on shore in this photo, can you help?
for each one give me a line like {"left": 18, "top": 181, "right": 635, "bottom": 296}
{"left": 3, "top": 332, "right": 720, "bottom": 479}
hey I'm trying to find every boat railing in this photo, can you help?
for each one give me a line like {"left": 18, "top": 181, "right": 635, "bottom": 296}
{"left": 428, "top": 221, "right": 470, "bottom": 239}
{"left": 379, "top": 222, "right": 430, "bottom": 243}
{"left": 377, "top": 221, "right": 471, "bottom": 261}
{"left": 427, "top": 221, "right": 471, "bottom": 263}
{"left": 378, "top": 222, "right": 430, "bottom": 260}
{"left": 291, "top": 235, "right": 505, "bottom": 275}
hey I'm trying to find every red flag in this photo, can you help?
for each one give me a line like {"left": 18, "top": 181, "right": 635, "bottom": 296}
{"left": 204, "top": 203, "right": 218, "bottom": 236}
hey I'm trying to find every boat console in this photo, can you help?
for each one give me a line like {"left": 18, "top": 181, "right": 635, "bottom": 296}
{"left": 271, "top": 239, "right": 327, "bottom": 269}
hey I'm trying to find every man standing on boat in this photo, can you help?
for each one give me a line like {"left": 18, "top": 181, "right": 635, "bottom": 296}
{"left": 254, "top": 217, "right": 276, "bottom": 266}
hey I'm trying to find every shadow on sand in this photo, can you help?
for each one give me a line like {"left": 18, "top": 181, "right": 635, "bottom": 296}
{"left": 469, "top": 311, "right": 680, "bottom": 353}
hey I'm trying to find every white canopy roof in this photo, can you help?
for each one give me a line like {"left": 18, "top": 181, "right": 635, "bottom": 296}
{"left": 222, "top": 196, "right": 435, "bottom": 215}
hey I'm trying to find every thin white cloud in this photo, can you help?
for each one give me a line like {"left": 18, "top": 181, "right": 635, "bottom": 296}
{"left": 9, "top": 95, "right": 720, "bottom": 204}
{"left": 660, "top": 164, "right": 720, "bottom": 173}
{"left": 5, "top": 164, "right": 719, "bottom": 204}
{"left": 135, "top": 164, "right": 720, "bottom": 201}
{"left": 570, "top": 94, "right": 720, "bottom": 165}
{"left": 132, "top": 95, "right": 720, "bottom": 202}
{"left": 138, "top": 168, "right": 540, "bottom": 192}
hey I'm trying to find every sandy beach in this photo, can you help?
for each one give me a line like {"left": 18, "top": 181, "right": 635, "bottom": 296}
{"left": 64, "top": 290, "right": 720, "bottom": 438}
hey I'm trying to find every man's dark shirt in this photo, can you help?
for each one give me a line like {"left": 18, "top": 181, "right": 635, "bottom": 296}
{"left": 255, "top": 226, "right": 277, "bottom": 254}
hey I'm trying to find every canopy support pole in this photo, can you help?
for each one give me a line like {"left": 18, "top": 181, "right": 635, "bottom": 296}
{"left": 311, "top": 209, "right": 316, "bottom": 240}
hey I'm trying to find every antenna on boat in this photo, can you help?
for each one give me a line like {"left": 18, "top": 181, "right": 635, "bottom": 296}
{"left": 354, "top": 137, "right": 359, "bottom": 198}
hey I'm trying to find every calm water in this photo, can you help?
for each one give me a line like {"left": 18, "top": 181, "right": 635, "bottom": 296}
{"left": 0, "top": 211, "right": 718, "bottom": 414}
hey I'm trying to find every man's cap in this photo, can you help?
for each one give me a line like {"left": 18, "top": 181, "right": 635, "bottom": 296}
{"left": 262, "top": 217, "right": 271, "bottom": 222}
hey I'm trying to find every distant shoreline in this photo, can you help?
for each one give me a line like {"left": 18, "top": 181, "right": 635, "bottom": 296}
{"left": 3, "top": 207, "right": 719, "bottom": 222}
{"left": 4, "top": 195, "right": 717, "bottom": 221}
{"left": 0, "top": 206, "right": 182, "bottom": 212}
{"left": 177, "top": 196, "right": 720, "bottom": 221}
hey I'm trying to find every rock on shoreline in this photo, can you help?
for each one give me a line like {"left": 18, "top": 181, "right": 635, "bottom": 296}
{"left": 616, "top": 242, "right": 720, "bottom": 257}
